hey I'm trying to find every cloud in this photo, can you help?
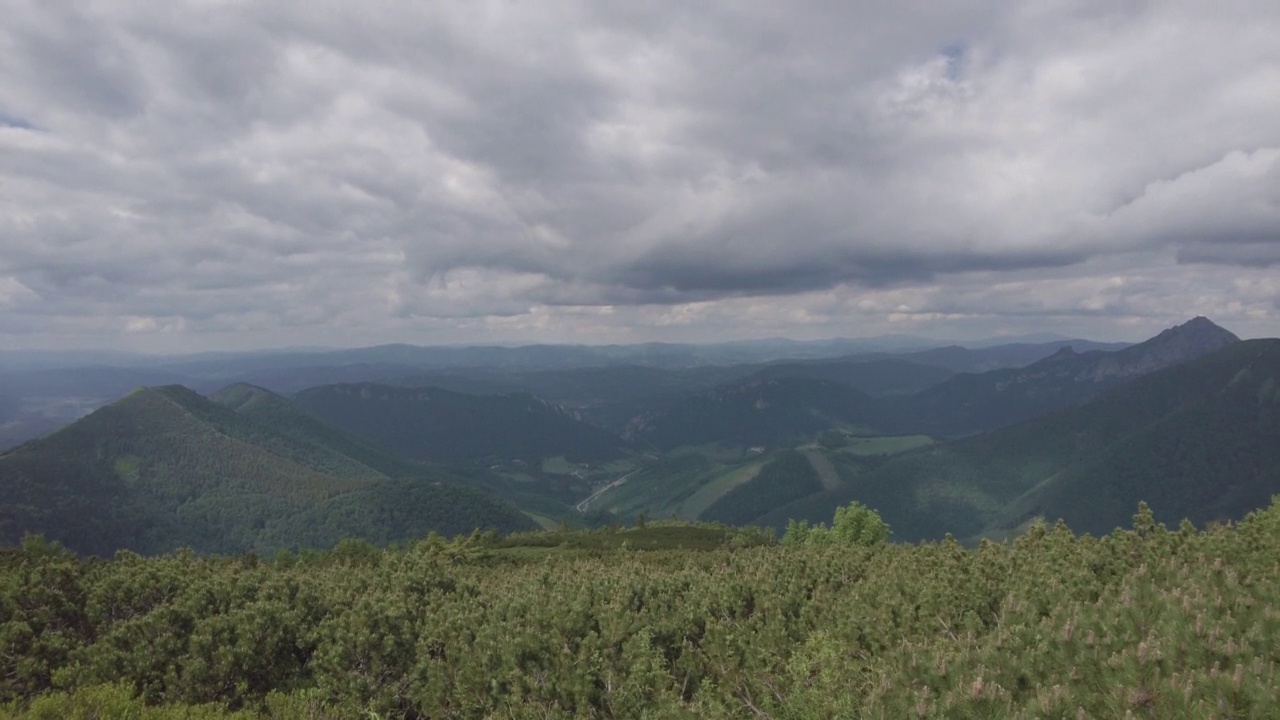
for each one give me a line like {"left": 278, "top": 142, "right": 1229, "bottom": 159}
{"left": 1, "top": 0, "right": 1278, "bottom": 350}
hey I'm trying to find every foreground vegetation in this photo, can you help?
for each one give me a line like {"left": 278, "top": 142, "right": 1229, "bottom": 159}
{"left": 5, "top": 499, "right": 1280, "bottom": 719}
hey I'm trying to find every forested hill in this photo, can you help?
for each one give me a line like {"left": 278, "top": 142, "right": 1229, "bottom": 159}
{"left": 904, "top": 315, "right": 1239, "bottom": 436}
{"left": 760, "top": 338, "right": 1280, "bottom": 542}
{"left": 292, "top": 382, "right": 632, "bottom": 463}
{"left": 626, "top": 377, "right": 902, "bottom": 451}
{"left": 0, "top": 385, "right": 535, "bottom": 556}
{"left": 209, "top": 383, "right": 430, "bottom": 480}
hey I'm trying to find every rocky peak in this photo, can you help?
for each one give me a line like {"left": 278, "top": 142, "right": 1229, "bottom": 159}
{"left": 1088, "top": 317, "right": 1238, "bottom": 381}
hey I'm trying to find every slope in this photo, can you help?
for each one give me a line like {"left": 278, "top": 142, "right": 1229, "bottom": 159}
{"left": 627, "top": 377, "right": 901, "bottom": 452}
{"left": 904, "top": 316, "right": 1239, "bottom": 437}
{"left": 210, "top": 383, "right": 429, "bottom": 479}
{"left": 292, "top": 383, "right": 631, "bottom": 463}
{"left": 760, "top": 338, "right": 1280, "bottom": 542}
{"left": 0, "top": 386, "right": 535, "bottom": 555}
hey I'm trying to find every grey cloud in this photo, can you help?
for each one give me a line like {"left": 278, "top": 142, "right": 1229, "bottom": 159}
{"left": 1, "top": 0, "right": 1279, "bottom": 350}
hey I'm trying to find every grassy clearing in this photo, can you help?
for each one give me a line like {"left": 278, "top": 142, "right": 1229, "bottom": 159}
{"left": 677, "top": 461, "right": 766, "bottom": 519}
{"left": 539, "top": 456, "right": 576, "bottom": 474}
{"left": 521, "top": 510, "right": 561, "bottom": 530}
{"left": 838, "top": 434, "right": 934, "bottom": 456}
{"left": 801, "top": 449, "right": 841, "bottom": 490}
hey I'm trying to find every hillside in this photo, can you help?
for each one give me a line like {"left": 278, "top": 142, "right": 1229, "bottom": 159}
{"left": 761, "top": 338, "right": 1280, "bottom": 541}
{"left": 0, "top": 386, "right": 536, "bottom": 555}
{"left": 210, "top": 383, "right": 431, "bottom": 479}
{"left": 292, "top": 383, "right": 632, "bottom": 463}
{"left": 627, "top": 377, "right": 901, "bottom": 451}
{"left": 904, "top": 316, "right": 1239, "bottom": 436}
{"left": 385, "top": 364, "right": 757, "bottom": 434}
{"left": 750, "top": 357, "right": 955, "bottom": 396}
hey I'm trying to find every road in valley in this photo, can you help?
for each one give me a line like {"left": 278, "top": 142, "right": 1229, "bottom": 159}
{"left": 576, "top": 470, "right": 638, "bottom": 512}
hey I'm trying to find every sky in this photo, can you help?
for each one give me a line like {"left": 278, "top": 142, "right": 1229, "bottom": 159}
{"left": 2, "top": 1, "right": 1279, "bottom": 352}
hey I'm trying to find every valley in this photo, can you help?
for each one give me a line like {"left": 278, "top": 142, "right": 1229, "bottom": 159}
{"left": 5, "top": 316, "right": 1280, "bottom": 719}
{"left": 3, "top": 316, "right": 1273, "bottom": 557}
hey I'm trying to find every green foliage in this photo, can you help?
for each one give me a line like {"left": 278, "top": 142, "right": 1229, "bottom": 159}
{"left": 292, "top": 382, "right": 629, "bottom": 463}
{"left": 5, "top": 500, "right": 1280, "bottom": 717}
{"left": 635, "top": 377, "right": 898, "bottom": 451}
{"left": 700, "top": 450, "right": 822, "bottom": 526}
{"left": 0, "top": 387, "right": 536, "bottom": 555}
{"left": 767, "top": 338, "right": 1280, "bottom": 542}
{"left": 782, "top": 500, "right": 890, "bottom": 546}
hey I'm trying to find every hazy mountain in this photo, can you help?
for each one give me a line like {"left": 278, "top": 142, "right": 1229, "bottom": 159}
{"left": 751, "top": 357, "right": 956, "bottom": 396}
{"left": 0, "top": 334, "right": 1130, "bottom": 450}
{"left": 0, "top": 385, "right": 535, "bottom": 555}
{"left": 292, "top": 383, "right": 632, "bottom": 463}
{"left": 900, "top": 339, "right": 1134, "bottom": 373}
{"left": 627, "top": 377, "right": 900, "bottom": 451}
{"left": 759, "top": 337, "right": 1279, "bottom": 542}
{"left": 904, "top": 317, "right": 1239, "bottom": 437}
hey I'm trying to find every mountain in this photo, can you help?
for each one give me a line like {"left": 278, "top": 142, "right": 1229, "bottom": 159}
{"left": 292, "top": 383, "right": 632, "bottom": 463}
{"left": 751, "top": 357, "right": 956, "bottom": 396}
{"left": 209, "top": 383, "right": 431, "bottom": 479}
{"left": 901, "top": 339, "right": 1132, "bottom": 373}
{"left": 385, "top": 364, "right": 760, "bottom": 435}
{"left": 0, "top": 385, "right": 536, "bottom": 555}
{"left": 904, "top": 317, "right": 1239, "bottom": 437}
{"left": 627, "top": 377, "right": 901, "bottom": 451}
{"left": 759, "top": 338, "right": 1280, "bottom": 541}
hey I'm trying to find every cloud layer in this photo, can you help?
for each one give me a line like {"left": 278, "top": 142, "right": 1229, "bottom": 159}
{"left": 2, "top": 0, "right": 1278, "bottom": 350}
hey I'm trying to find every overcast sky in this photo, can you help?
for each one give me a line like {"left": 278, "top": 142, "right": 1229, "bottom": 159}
{"left": 2, "top": 1, "right": 1278, "bottom": 351}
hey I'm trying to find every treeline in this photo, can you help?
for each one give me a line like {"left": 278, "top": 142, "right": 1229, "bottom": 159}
{"left": 4, "top": 503, "right": 1280, "bottom": 718}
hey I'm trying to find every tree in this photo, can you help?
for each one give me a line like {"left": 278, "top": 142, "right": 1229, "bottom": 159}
{"left": 782, "top": 501, "right": 890, "bottom": 546}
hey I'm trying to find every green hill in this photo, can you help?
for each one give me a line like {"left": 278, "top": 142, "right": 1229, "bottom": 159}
{"left": 627, "top": 377, "right": 900, "bottom": 451}
{"left": 761, "top": 338, "right": 1280, "bottom": 541}
{"left": 209, "top": 383, "right": 431, "bottom": 479}
{"left": 292, "top": 383, "right": 631, "bottom": 463}
{"left": 0, "top": 386, "right": 536, "bottom": 555}
{"left": 698, "top": 449, "right": 823, "bottom": 525}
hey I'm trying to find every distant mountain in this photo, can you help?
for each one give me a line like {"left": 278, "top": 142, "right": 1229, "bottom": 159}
{"left": 904, "top": 317, "right": 1239, "bottom": 437}
{"left": 760, "top": 337, "right": 1279, "bottom": 542}
{"left": 292, "top": 383, "right": 632, "bottom": 463}
{"left": 751, "top": 357, "right": 956, "bottom": 396}
{"left": 901, "top": 339, "right": 1133, "bottom": 374}
{"left": 0, "top": 334, "right": 1128, "bottom": 450}
{"left": 627, "top": 377, "right": 900, "bottom": 451}
{"left": 0, "top": 385, "right": 535, "bottom": 555}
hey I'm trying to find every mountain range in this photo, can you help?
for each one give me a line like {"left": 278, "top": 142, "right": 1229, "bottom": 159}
{"left": 2, "top": 316, "right": 1276, "bottom": 554}
{"left": 756, "top": 337, "right": 1279, "bottom": 541}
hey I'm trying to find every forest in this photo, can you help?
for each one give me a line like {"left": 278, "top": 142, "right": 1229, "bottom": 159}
{"left": 4, "top": 499, "right": 1280, "bottom": 719}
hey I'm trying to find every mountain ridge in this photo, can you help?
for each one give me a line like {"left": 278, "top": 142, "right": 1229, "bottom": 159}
{"left": 0, "top": 385, "right": 536, "bottom": 555}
